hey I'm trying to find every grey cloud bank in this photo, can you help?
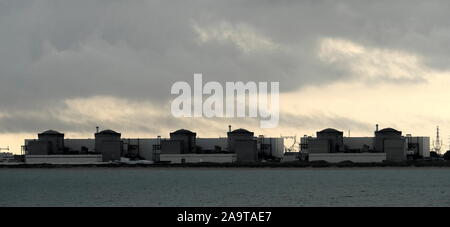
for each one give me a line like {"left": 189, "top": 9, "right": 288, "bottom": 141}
{"left": 1, "top": 0, "right": 450, "bottom": 134}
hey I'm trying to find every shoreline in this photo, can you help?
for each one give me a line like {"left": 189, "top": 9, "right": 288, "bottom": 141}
{"left": 1, "top": 160, "right": 450, "bottom": 169}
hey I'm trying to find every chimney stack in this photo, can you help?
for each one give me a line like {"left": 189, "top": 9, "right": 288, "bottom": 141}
{"left": 228, "top": 125, "right": 232, "bottom": 132}
{"left": 376, "top": 124, "right": 379, "bottom": 132}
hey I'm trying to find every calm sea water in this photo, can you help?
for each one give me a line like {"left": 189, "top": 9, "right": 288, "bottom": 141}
{"left": 0, "top": 168, "right": 449, "bottom": 207}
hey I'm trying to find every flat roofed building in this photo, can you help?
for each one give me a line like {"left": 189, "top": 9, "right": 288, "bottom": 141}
{"left": 234, "top": 140, "right": 258, "bottom": 162}
{"left": 307, "top": 139, "right": 330, "bottom": 153}
{"left": 160, "top": 140, "right": 183, "bottom": 154}
{"left": 159, "top": 153, "right": 236, "bottom": 164}
{"left": 309, "top": 153, "right": 387, "bottom": 163}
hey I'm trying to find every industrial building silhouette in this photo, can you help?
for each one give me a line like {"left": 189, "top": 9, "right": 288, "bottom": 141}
{"left": 22, "top": 124, "right": 429, "bottom": 164}
{"left": 23, "top": 126, "right": 284, "bottom": 164}
{"left": 301, "top": 125, "right": 429, "bottom": 163}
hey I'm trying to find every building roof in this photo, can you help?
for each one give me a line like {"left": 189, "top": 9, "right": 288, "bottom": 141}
{"left": 171, "top": 129, "right": 196, "bottom": 135}
{"left": 39, "top": 130, "right": 64, "bottom": 135}
{"left": 95, "top": 129, "right": 121, "bottom": 135}
{"left": 377, "top": 128, "right": 401, "bottom": 133}
{"left": 318, "top": 128, "right": 342, "bottom": 133}
{"left": 229, "top": 128, "right": 253, "bottom": 134}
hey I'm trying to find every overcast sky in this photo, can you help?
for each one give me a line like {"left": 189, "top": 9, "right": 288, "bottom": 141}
{"left": 2, "top": 0, "right": 450, "bottom": 153}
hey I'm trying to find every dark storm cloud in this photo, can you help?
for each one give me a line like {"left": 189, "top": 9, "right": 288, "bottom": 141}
{"left": 279, "top": 113, "right": 373, "bottom": 133}
{"left": 1, "top": 0, "right": 450, "bottom": 133}
{"left": 0, "top": 105, "right": 185, "bottom": 134}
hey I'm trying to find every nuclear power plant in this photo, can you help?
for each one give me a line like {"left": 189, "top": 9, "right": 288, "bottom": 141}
{"left": 20, "top": 124, "right": 433, "bottom": 165}
{"left": 23, "top": 126, "right": 284, "bottom": 164}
